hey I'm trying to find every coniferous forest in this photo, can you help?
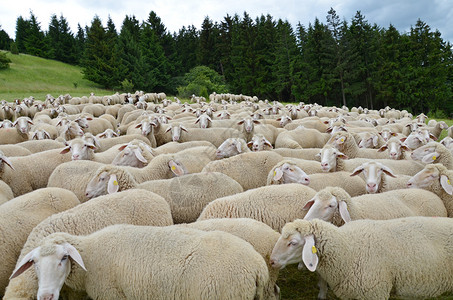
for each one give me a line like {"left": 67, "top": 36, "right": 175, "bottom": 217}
{"left": 0, "top": 9, "right": 452, "bottom": 116}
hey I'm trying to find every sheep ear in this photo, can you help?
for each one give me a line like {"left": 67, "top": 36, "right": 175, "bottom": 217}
{"left": 118, "top": 144, "right": 128, "bottom": 151}
{"left": 440, "top": 175, "right": 453, "bottom": 195}
{"left": 235, "top": 141, "right": 242, "bottom": 153}
{"left": 237, "top": 120, "right": 245, "bottom": 125}
{"left": 135, "top": 123, "right": 142, "bottom": 129}
{"left": 107, "top": 174, "right": 119, "bottom": 194}
{"left": 264, "top": 138, "right": 273, "bottom": 149}
{"left": 381, "top": 166, "right": 396, "bottom": 178}
{"left": 377, "top": 144, "right": 388, "bottom": 152}
{"left": 44, "top": 131, "right": 51, "bottom": 139}
{"left": 302, "top": 234, "right": 318, "bottom": 272}
{"left": 133, "top": 148, "right": 148, "bottom": 163}
{"left": 400, "top": 144, "right": 410, "bottom": 152}
{"left": 372, "top": 136, "right": 379, "bottom": 147}
{"left": 429, "top": 133, "right": 437, "bottom": 141}
{"left": 169, "top": 160, "right": 185, "bottom": 177}
{"left": 400, "top": 137, "right": 407, "bottom": 142}
{"left": 60, "top": 146, "right": 71, "bottom": 155}
{"left": 253, "top": 120, "right": 261, "bottom": 124}
{"left": 422, "top": 152, "right": 440, "bottom": 164}
{"left": 273, "top": 167, "right": 284, "bottom": 181}
{"left": 339, "top": 201, "right": 352, "bottom": 223}
{"left": 195, "top": 118, "right": 200, "bottom": 124}
{"left": 165, "top": 126, "right": 172, "bottom": 133}
{"left": 350, "top": 166, "right": 364, "bottom": 177}
{"left": 314, "top": 153, "right": 321, "bottom": 161}
{"left": 10, "top": 247, "right": 40, "bottom": 279}
{"left": 63, "top": 243, "right": 86, "bottom": 271}
{"left": 180, "top": 126, "right": 188, "bottom": 133}
{"left": 336, "top": 136, "right": 346, "bottom": 145}
{"left": 302, "top": 199, "right": 314, "bottom": 211}
{"left": 337, "top": 152, "right": 348, "bottom": 160}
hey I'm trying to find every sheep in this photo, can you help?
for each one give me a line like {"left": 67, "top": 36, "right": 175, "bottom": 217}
{"left": 4, "top": 189, "right": 173, "bottom": 300}
{"left": 202, "top": 151, "right": 284, "bottom": 190}
{"left": 350, "top": 162, "right": 412, "bottom": 193}
{"left": 81, "top": 103, "right": 105, "bottom": 117}
{"left": 167, "top": 124, "right": 245, "bottom": 147}
{"left": 377, "top": 136, "right": 411, "bottom": 160}
{"left": 410, "top": 142, "right": 453, "bottom": 169}
{"left": 270, "top": 217, "right": 453, "bottom": 300}
{"left": 428, "top": 120, "right": 448, "bottom": 139}
{"left": 327, "top": 132, "right": 389, "bottom": 159}
{"left": 16, "top": 139, "right": 64, "bottom": 153}
{"left": 0, "top": 144, "right": 32, "bottom": 157}
{"left": 127, "top": 117, "right": 157, "bottom": 147}
{"left": 82, "top": 116, "right": 115, "bottom": 136}
{"left": 407, "top": 163, "right": 453, "bottom": 217}
{"left": 151, "top": 140, "right": 214, "bottom": 156}
{"left": 0, "top": 149, "right": 71, "bottom": 197}
{"left": 96, "top": 128, "right": 119, "bottom": 139}
{"left": 272, "top": 148, "right": 321, "bottom": 160}
{"left": 267, "top": 161, "right": 366, "bottom": 196}
{"left": 58, "top": 120, "right": 84, "bottom": 141}
{"left": 302, "top": 186, "right": 446, "bottom": 228}
{"left": 135, "top": 172, "right": 244, "bottom": 223}
{"left": 275, "top": 127, "right": 330, "bottom": 149}
{"left": 236, "top": 117, "right": 278, "bottom": 143}
{"left": 0, "top": 117, "right": 33, "bottom": 144}
{"left": 59, "top": 138, "right": 120, "bottom": 163}
{"left": 356, "top": 131, "right": 385, "bottom": 149}
{"left": 51, "top": 146, "right": 216, "bottom": 202}
{"left": 180, "top": 218, "right": 281, "bottom": 300}
{"left": 318, "top": 144, "right": 425, "bottom": 175}
{"left": 94, "top": 134, "right": 151, "bottom": 152}
{"left": 0, "top": 188, "right": 80, "bottom": 295}
{"left": 10, "top": 225, "right": 269, "bottom": 300}
{"left": 0, "top": 180, "right": 13, "bottom": 205}
{"left": 247, "top": 134, "right": 273, "bottom": 151}
{"left": 283, "top": 118, "right": 328, "bottom": 132}
{"left": 111, "top": 141, "right": 155, "bottom": 168}
{"left": 198, "top": 183, "right": 317, "bottom": 232}
{"left": 30, "top": 122, "right": 58, "bottom": 139}
{"left": 215, "top": 137, "right": 251, "bottom": 158}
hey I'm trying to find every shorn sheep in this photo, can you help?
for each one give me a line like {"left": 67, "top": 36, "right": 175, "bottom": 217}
{"left": 198, "top": 183, "right": 317, "bottom": 232}
{"left": 302, "top": 186, "right": 447, "bottom": 226}
{"left": 10, "top": 225, "right": 269, "bottom": 300}
{"left": 4, "top": 189, "right": 173, "bottom": 300}
{"left": 270, "top": 217, "right": 453, "bottom": 299}
{"left": 0, "top": 188, "right": 80, "bottom": 295}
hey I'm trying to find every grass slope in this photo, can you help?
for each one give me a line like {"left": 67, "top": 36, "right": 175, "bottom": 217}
{"left": 0, "top": 51, "right": 113, "bottom": 101}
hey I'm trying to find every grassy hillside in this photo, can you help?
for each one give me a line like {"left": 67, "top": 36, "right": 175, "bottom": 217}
{"left": 0, "top": 51, "right": 113, "bottom": 101}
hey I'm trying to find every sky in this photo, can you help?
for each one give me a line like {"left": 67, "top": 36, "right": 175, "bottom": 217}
{"left": 1, "top": 0, "right": 453, "bottom": 43}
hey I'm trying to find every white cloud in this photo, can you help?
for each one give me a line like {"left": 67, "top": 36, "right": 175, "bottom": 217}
{"left": 0, "top": 0, "right": 452, "bottom": 42}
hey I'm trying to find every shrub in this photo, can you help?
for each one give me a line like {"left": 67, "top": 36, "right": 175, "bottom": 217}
{"left": 0, "top": 51, "right": 11, "bottom": 69}
{"left": 177, "top": 66, "right": 228, "bottom": 98}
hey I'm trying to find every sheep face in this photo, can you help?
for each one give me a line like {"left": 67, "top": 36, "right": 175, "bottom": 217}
{"left": 272, "top": 163, "right": 310, "bottom": 185}
{"left": 85, "top": 171, "right": 111, "bottom": 199}
{"left": 269, "top": 231, "right": 305, "bottom": 270}
{"left": 238, "top": 117, "right": 259, "bottom": 134}
{"left": 10, "top": 243, "right": 86, "bottom": 300}
{"left": 195, "top": 114, "right": 212, "bottom": 129}
{"left": 378, "top": 139, "right": 409, "bottom": 160}
{"left": 318, "top": 146, "right": 347, "bottom": 172}
{"left": 60, "top": 139, "right": 95, "bottom": 161}
{"left": 216, "top": 138, "right": 243, "bottom": 159}
{"left": 98, "top": 129, "right": 118, "bottom": 139}
{"left": 350, "top": 162, "right": 396, "bottom": 193}
{"left": 410, "top": 143, "right": 439, "bottom": 163}
{"left": 248, "top": 135, "right": 272, "bottom": 152}
{"left": 135, "top": 120, "right": 156, "bottom": 136}
{"left": 277, "top": 115, "right": 292, "bottom": 127}
{"left": 14, "top": 117, "right": 33, "bottom": 134}
{"left": 112, "top": 144, "right": 149, "bottom": 168}
{"left": 32, "top": 130, "right": 51, "bottom": 140}
{"left": 303, "top": 192, "right": 339, "bottom": 222}
{"left": 358, "top": 133, "right": 379, "bottom": 149}
{"left": 166, "top": 125, "right": 187, "bottom": 142}
{"left": 407, "top": 165, "right": 441, "bottom": 190}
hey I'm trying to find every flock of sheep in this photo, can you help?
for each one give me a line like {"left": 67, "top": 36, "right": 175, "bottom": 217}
{"left": 0, "top": 91, "right": 453, "bottom": 300}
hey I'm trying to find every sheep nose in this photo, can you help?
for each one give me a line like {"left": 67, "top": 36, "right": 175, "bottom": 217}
{"left": 72, "top": 155, "right": 79, "bottom": 160}
{"left": 40, "top": 293, "right": 54, "bottom": 300}
{"left": 269, "top": 258, "right": 276, "bottom": 267}
{"left": 407, "top": 182, "right": 413, "bottom": 188}
{"left": 321, "top": 162, "right": 328, "bottom": 167}
{"left": 367, "top": 183, "right": 376, "bottom": 189}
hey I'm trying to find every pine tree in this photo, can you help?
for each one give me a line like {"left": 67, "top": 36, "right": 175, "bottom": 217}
{"left": 24, "top": 11, "right": 48, "bottom": 57}
{"left": 198, "top": 16, "right": 218, "bottom": 70}
{"left": 75, "top": 24, "right": 86, "bottom": 64}
{"left": 15, "top": 16, "right": 29, "bottom": 53}
{"left": 0, "top": 26, "right": 12, "bottom": 50}
{"left": 175, "top": 25, "right": 199, "bottom": 74}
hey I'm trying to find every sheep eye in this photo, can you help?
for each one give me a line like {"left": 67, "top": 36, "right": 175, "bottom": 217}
{"left": 61, "top": 255, "right": 68, "bottom": 261}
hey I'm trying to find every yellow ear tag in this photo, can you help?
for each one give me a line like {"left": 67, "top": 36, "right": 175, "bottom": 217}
{"left": 448, "top": 179, "right": 451, "bottom": 185}
{"left": 273, "top": 170, "right": 277, "bottom": 176}
{"left": 340, "top": 138, "right": 344, "bottom": 142}
{"left": 113, "top": 180, "right": 118, "bottom": 186}
{"left": 432, "top": 156, "right": 437, "bottom": 160}
{"left": 312, "top": 245, "right": 317, "bottom": 254}
{"left": 171, "top": 165, "right": 176, "bottom": 171}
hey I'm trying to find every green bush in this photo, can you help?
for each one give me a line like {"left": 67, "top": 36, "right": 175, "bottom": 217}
{"left": 121, "top": 78, "right": 134, "bottom": 92}
{"left": 0, "top": 51, "right": 11, "bottom": 69}
{"left": 177, "top": 65, "right": 228, "bottom": 99}
{"left": 10, "top": 42, "right": 19, "bottom": 55}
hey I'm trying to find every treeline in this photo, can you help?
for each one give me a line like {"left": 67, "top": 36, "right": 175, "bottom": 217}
{"left": 0, "top": 9, "right": 452, "bottom": 116}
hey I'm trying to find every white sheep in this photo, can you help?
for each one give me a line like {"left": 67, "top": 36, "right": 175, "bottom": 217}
{"left": 94, "top": 134, "right": 151, "bottom": 152}
{"left": 136, "top": 172, "right": 244, "bottom": 223}
{"left": 410, "top": 142, "right": 453, "bottom": 169}
{"left": 4, "top": 189, "right": 173, "bottom": 300}
{"left": 377, "top": 136, "right": 410, "bottom": 159}
{"left": 198, "top": 183, "right": 317, "bottom": 231}
{"left": 167, "top": 124, "right": 245, "bottom": 147}
{"left": 96, "top": 128, "right": 119, "bottom": 139}
{"left": 327, "top": 131, "right": 389, "bottom": 159}
{"left": 407, "top": 163, "right": 453, "bottom": 216}
{"left": 302, "top": 186, "right": 446, "bottom": 227}
{"left": 350, "top": 161, "right": 412, "bottom": 193}
{"left": 0, "top": 180, "right": 13, "bottom": 205}
{"left": 151, "top": 140, "right": 214, "bottom": 156}
{"left": 275, "top": 127, "right": 330, "bottom": 149}
{"left": 248, "top": 134, "right": 273, "bottom": 151}
{"left": 0, "top": 188, "right": 79, "bottom": 295}
{"left": 0, "top": 117, "right": 33, "bottom": 144}
{"left": 0, "top": 149, "right": 71, "bottom": 197}
{"left": 0, "top": 144, "right": 32, "bottom": 156}
{"left": 59, "top": 138, "right": 120, "bottom": 163}
{"left": 16, "top": 139, "right": 65, "bottom": 153}
{"left": 215, "top": 137, "right": 251, "bottom": 158}
{"left": 11, "top": 225, "right": 269, "bottom": 300}
{"left": 270, "top": 217, "right": 453, "bottom": 300}
{"left": 180, "top": 218, "right": 281, "bottom": 300}
{"left": 111, "top": 141, "right": 154, "bottom": 168}
{"left": 202, "top": 151, "right": 284, "bottom": 190}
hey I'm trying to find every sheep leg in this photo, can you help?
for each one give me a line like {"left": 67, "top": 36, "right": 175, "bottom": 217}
{"left": 317, "top": 275, "right": 329, "bottom": 300}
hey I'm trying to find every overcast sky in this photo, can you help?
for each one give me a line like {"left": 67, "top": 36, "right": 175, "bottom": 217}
{"left": 1, "top": 0, "right": 452, "bottom": 43}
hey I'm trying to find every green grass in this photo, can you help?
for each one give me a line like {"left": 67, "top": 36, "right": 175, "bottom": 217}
{"left": 0, "top": 51, "right": 114, "bottom": 101}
